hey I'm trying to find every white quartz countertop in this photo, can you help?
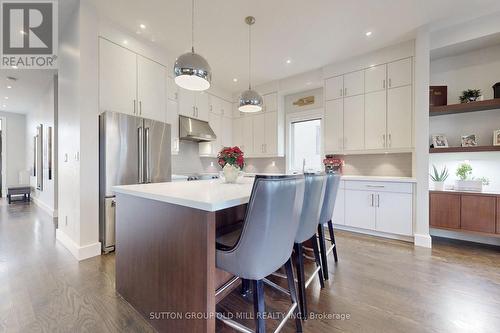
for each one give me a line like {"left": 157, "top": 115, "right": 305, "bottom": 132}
{"left": 113, "top": 178, "right": 255, "bottom": 212}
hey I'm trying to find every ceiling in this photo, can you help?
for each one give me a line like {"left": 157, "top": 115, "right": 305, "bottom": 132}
{"left": 90, "top": 0, "right": 500, "bottom": 94}
{"left": 0, "top": 70, "right": 55, "bottom": 115}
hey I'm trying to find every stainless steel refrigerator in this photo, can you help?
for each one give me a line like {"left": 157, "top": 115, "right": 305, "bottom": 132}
{"left": 99, "top": 111, "right": 171, "bottom": 253}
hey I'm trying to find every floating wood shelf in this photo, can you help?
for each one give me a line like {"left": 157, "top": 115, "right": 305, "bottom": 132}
{"left": 429, "top": 146, "right": 500, "bottom": 153}
{"left": 429, "top": 99, "right": 500, "bottom": 116}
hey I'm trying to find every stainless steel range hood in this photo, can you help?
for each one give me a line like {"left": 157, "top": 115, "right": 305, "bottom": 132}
{"left": 179, "top": 115, "right": 216, "bottom": 142}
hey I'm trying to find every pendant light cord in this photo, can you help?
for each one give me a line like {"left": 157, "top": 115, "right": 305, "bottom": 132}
{"left": 248, "top": 22, "right": 251, "bottom": 90}
{"left": 191, "top": 0, "right": 195, "bottom": 53}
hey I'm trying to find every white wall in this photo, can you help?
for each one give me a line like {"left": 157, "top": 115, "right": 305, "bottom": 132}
{"left": 26, "top": 78, "right": 56, "bottom": 214}
{"left": 0, "top": 111, "right": 26, "bottom": 193}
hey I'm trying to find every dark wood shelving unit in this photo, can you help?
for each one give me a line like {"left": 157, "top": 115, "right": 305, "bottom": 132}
{"left": 429, "top": 98, "right": 500, "bottom": 116}
{"left": 430, "top": 146, "right": 500, "bottom": 153}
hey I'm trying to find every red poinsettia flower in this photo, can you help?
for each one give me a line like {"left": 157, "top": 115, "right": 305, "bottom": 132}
{"left": 218, "top": 146, "right": 245, "bottom": 170}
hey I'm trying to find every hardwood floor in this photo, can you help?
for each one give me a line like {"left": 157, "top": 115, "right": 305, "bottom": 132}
{"left": 1, "top": 198, "right": 500, "bottom": 333}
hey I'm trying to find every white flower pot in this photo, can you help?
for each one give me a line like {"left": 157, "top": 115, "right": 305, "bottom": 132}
{"left": 433, "top": 181, "right": 445, "bottom": 191}
{"left": 455, "top": 180, "right": 482, "bottom": 192}
{"left": 223, "top": 164, "right": 240, "bottom": 183}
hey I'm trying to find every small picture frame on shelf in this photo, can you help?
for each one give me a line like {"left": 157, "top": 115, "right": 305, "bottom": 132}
{"left": 461, "top": 134, "right": 478, "bottom": 147}
{"left": 494, "top": 130, "right": 500, "bottom": 146}
{"left": 432, "top": 134, "right": 449, "bottom": 148}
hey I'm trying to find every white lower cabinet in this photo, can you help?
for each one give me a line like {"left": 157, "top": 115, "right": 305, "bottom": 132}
{"left": 331, "top": 184, "right": 345, "bottom": 225}
{"left": 342, "top": 181, "right": 413, "bottom": 237}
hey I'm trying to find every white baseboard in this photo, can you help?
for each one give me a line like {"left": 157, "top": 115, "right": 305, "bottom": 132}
{"left": 414, "top": 233, "right": 432, "bottom": 248}
{"left": 56, "top": 229, "right": 101, "bottom": 261}
{"left": 334, "top": 224, "right": 414, "bottom": 243}
{"left": 32, "top": 196, "right": 55, "bottom": 217}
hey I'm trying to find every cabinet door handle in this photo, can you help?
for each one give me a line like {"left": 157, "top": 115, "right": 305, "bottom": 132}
{"left": 383, "top": 79, "right": 386, "bottom": 89}
{"left": 174, "top": 92, "right": 178, "bottom": 100}
{"left": 388, "top": 78, "right": 392, "bottom": 88}
{"left": 383, "top": 134, "right": 386, "bottom": 147}
{"left": 388, "top": 133, "right": 392, "bottom": 147}
{"left": 370, "top": 194, "right": 374, "bottom": 207}
{"left": 344, "top": 88, "right": 347, "bottom": 96}
{"left": 377, "top": 194, "right": 380, "bottom": 207}
{"left": 133, "top": 99, "right": 137, "bottom": 114}
{"left": 139, "top": 101, "right": 142, "bottom": 115}
{"left": 366, "top": 185, "right": 385, "bottom": 188}
{"left": 340, "top": 88, "right": 343, "bottom": 97}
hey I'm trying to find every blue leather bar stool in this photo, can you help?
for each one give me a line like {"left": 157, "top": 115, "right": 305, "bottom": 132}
{"left": 293, "top": 172, "right": 327, "bottom": 320}
{"left": 216, "top": 175, "right": 305, "bottom": 333}
{"left": 317, "top": 172, "right": 341, "bottom": 280}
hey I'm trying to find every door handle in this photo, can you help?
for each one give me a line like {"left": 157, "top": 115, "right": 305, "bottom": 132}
{"left": 138, "top": 127, "right": 144, "bottom": 183}
{"left": 145, "top": 127, "right": 150, "bottom": 183}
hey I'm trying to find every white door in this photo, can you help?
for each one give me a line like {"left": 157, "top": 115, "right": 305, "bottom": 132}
{"left": 99, "top": 38, "right": 137, "bottom": 115}
{"left": 253, "top": 113, "right": 266, "bottom": 156}
{"left": 344, "top": 190, "right": 376, "bottom": 230}
{"left": 325, "top": 75, "right": 344, "bottom": 100}
{"left": 178, "top": 88, "right": 196, "bottom": 118}
{"left": 387, "top": 85, "right": 412, "bottom": 149}
{"left": 388, "top": 58, "right": 412, "bottom": 88}
{"left": 166, "top": 99, "right": 179, "bottom": 154}
{"left": 242, "top": 116, "right": 254, "bottom": 156}
{"left": 332, "top": 186, "right": 345, "bottom": 225}
{"left": 264, "top": 112, "right": 278, "bottom": 155}
{"left": 324, "top": 99, "right": 343, "bottom": 153}
{"left": 343, "top": 70, "right": 364, "bottom": 97}
{"left": 137, "top": 55, "right": 166, "bottom": 122}
{"left": 195, "top": 92, "right": 210, "bottom": 121}
{"left": 263, "top": 93, "right": 278, "bottom": 112}
{"left": 364, "top": 90, "right": 387, "bottom": 150}
{"left": 221, "top": 115, "right": 232, "bottom": 148}
{"left": 365, "top": 64, "right": 386, "bottom": 93}
{"left": 166, "top": 76, "right": 178, "bottom": 102}
{"left": 232, "top": 117, "right": 243, "bottom": 148}
{"left": 376, "top": 192, "right": 413, "bottom": 236}
{"left": 209, "top": 95, "right": 222, "bottom": 115}
{"left": 343, "top": 95, "right": 364, "bottom": 151}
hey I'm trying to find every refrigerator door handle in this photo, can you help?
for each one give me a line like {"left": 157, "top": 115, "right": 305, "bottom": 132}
{"left": 145, "top": 127, "right": 150, "bottom": 183}
{"left": 138, "top": 126, "right": 144, "bottom": 183}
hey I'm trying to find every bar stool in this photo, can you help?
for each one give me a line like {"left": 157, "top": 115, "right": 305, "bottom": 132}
{"left": 216, "top": 175, "right": 305, "bottom": 333}
{"left": 293, "top": 173, "right": 327, "bottom": 320}
{"left": 317, "top": 172, "right": 341, "bottom": 280}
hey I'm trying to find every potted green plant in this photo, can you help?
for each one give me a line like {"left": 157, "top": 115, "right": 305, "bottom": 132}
{"left": 429, "top": 165, "right": 449, "bottom": 191}
{"left": 459, "top": 89, "right": 481, "bottom": 103}
{"left": 455, "top": 163, "right": 482, "bottom": 191}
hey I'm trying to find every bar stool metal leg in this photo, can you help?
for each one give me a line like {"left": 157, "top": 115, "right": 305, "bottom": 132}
{"left": 284, "top": 258, "right": 303, "bottom": 332}
{"left": 317, "top": 224, "right": 329, "bottom": 280}
{"left": 327, "top": 220, "right": 338, "bottom": 262}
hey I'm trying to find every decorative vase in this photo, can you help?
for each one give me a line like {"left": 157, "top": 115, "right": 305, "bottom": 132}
{"left": 433, "top": 181, "right": 445, "bottom": 191}
{"left": 223, "top": 164, "right": 240, "bottom": 183}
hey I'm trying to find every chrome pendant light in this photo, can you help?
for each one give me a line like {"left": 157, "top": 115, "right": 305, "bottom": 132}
{"left": 173, "top": 0, "right": 211, "bottom": 91}
{"left": 239, "top": 16, "right": 263, "bottom": 112}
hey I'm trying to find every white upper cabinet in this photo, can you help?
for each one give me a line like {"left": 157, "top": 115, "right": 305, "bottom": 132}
{"left": 221, "top": 115, "right": 232, "bottom": 148}
{"left": 177, "top": 90, "right": 209, "bottom": 121}
{"left": 253, "top": 114, "right": 266, "bottom": 154}
{"left": 365, "top": 64, "right": 386, "bottom": 94}
{"left": 387, "top": 85, "right": 412, "bottom": 149}
{"left": 343, "top": 70, "right": 364, "bottom": 97}
{"left": 364, "top": 90, "right": 387, "bottom": 150}
{"left": 264, "top": 112, "right": 278, "bottom": 155}
{"left": 325, "top": 75, "right": 344, "bottom": 100}
{"left": 387, "top": 58, "right": 412, "bottom": 88}
{"left": 137, "top": 55, "right": 166, "bottom": 122}
{"left": 343, "top": 95, "right": 365, "bottom": 151}
{"left": 263, "top": 93, "right": 278, "bottom": 112}
{"left": 242, "top": 116, "right": 254, "bottom": 156}
{"left": 166, "top": 76, "right": 178, "bottom": 102}
{"left": 166, "top": 99, "right": 179, "bottom": 154}
{"left": 99, "top": 39, "right": 137, "bottom": 115}
{"left": 220, "top": 99, "right": 232, "bottom": 117}
{"left": 209, "top": 95, "right": 222, "bottom": 115}
{"left": 232, "top": 117, "right": 243, "bottom": 150}
{"left": 324, "top": 99, "right": 343, "bottom": 153}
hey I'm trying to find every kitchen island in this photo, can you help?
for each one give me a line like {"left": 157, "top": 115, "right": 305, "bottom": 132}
{"left": 113, "top": 178, "right": 255, "bottom": 333}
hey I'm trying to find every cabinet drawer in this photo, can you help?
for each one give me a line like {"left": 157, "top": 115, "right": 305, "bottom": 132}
{"left": 344, "top": 181, "right": 412, "bottom": 194}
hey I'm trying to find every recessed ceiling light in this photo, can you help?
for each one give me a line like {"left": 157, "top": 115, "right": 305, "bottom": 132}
{"left": 365, "top": 31, "right": 372, "bottom": 37}
{"left": 7, "top": 85, "right": 12, "bottom": 89}
{"left": 4, "top": 96, "right": 8, "bottom": 99}
{"left": 286, "top": 59, "right": 292, "bottom": 64}
{"left": 233, "top": 78, "right": 238, "bottom": 82}
{"left": 123, "top": 40, "right": 128, "bottom": 45}
{"left": 140, "top": 24, "right": 146, "bottom": 29}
